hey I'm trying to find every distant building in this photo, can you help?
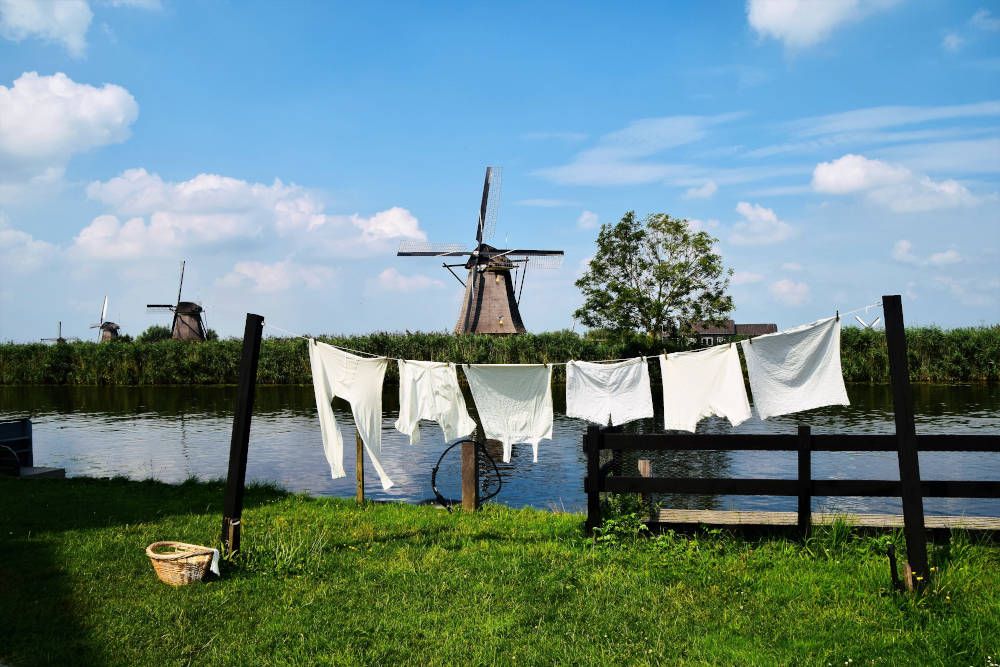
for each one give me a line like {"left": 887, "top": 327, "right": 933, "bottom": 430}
{"left": 691, "top": 319, "right": 777, "bottom": 346}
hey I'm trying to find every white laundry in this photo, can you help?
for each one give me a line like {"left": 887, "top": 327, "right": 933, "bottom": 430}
{"left": 395, "top": 360, "right": 477, "bottom": 445}
{"left": 740, "top": 316, "right": 850, "bottom": 420}
{"left": 566, "top": 358, "right": 654, "bottom": 426}
{"left": 462, "top": 364, "right": 553, "bottom": 463}
{"left": 308, "top": 339, "right": 394, "bottom": 490}
{"left": 659, "top": 344, "right": 751, "bottom": 432}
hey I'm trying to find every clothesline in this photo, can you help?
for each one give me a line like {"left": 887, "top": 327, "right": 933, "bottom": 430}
{"left": 266, "top": 300, "right": 883, "bottom": 364}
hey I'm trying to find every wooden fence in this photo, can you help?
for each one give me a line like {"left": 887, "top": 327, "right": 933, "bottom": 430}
{"left": 583, "top": 427, "right": 1000, "bottom": 535}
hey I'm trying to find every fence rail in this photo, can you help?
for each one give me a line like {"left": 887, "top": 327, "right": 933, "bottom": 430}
{"left": 583, "top": 424, "right": 1000, "bottom": 535}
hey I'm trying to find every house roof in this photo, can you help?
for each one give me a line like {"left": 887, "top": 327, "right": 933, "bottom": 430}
{"left": 735, "top": 323, "right": 778, "bottom": 336}
{"left": 692, "top": 319, "right": 735, "bottom": 335}
{"left": 691, "top": 320, "right": 777, "bottom": 336}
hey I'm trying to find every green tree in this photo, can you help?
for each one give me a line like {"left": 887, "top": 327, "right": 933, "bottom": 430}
{"left": 136, "top": 325, "right": 172, "bottom": 343}
{"left": 574, "top": 212, "right": 733, "bottom": 336}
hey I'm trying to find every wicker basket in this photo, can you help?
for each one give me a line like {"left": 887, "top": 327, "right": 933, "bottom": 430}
{"left": 146, "top": 541, "right": 215, "bottom": 586}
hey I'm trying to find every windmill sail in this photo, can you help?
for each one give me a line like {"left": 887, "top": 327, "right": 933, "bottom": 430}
{"left": 397, "top": 166, "right": 563, "bottom": 334}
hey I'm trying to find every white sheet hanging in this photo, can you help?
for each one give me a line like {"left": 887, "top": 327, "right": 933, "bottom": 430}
{"left": 740, "top": 316, "right": 850, "bottom": 420}
{"left": 462, "top": 364, "right": 553, "bottom": 463}
{"left": 659, "top": 344, "right": 751, "bottom": 432}
{"left": 308, "top": 339, "right": 394, "bottom": 490}
{"left": 566, "top": 358, "right": 654, "bottom": 426}
{"left": 395, "top": 359, "right": 477, "bottom": 445}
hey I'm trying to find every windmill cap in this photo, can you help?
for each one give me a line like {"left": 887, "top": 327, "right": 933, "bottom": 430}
{"left": 175, "top": 301, "right": 203, "bottom": 314}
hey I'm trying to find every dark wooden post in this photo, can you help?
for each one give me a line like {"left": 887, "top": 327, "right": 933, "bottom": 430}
{"left": 220, "top": 313, "right": 264, "bottom": 554}
{"left": 355, "top": 430, "right": 364, "bottom": 504}
{"left": 797, "top": 424, "right": 812, "bottom": 538}
{"left": 883, "top": 294, "right": 929, "bottom": 589}
{"left": 461, "top": 440, "right": 479, "bottom": 511}
{"left": 584, "top": 425, "right": 602, "bottom": 534}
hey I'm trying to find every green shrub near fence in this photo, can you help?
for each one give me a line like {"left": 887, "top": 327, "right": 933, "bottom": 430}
{"left": 1, "top": 326, "right": 997, "bottom": 385}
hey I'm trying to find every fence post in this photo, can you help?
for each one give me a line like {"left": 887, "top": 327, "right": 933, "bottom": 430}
{"left": 883, "top": 294, "right": 929, "bottom": 590}
{"left": 797, "top": 424, "right": 812, "bottom": 538}
{"left": 355, "top": 430, "right": 365, "bottom": 504}
{"left": 584, "top": 425, "right": 602, "bottom": 534}
{"left": 462, "top": 440, "right": 479, "bottom": 511}
{"left": 220, "top": 313, "right": 264, "bottom": 554}
{"left": 638, "top": 459, "right": 653, "bottom": 520}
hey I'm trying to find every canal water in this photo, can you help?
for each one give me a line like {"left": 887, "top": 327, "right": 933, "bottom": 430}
{"left": 1, "top": 384, "right": 997, "bottom": 516}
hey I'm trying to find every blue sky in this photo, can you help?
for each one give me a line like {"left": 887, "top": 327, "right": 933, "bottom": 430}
{"left": 0, "top": 0, "right": 997, "bottom": 341}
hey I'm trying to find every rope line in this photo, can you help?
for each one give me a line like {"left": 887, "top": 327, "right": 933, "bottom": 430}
{"left": 264, "top": 299, "right": 883, "bottom": 365}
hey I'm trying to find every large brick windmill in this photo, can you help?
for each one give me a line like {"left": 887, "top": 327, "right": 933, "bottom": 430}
{"left": 397, "top": 167, "right": 563, "bottom": 334}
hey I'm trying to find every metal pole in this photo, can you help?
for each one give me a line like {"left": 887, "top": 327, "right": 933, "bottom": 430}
{"left": 882, "top": 294, "right": 929, "bottom": 589}
{"left": 220, "top": 313, "right": 264, "bottom": 554}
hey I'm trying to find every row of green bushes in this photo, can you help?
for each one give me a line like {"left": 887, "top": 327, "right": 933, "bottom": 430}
{"left": 0, "top": 327, "right": 997, "bottom": 385}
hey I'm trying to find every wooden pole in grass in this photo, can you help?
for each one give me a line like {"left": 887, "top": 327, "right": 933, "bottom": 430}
{"left": 355, "top": 430, "right": 365, "bottom": 504}
{"left": 220, "top": 313, "right": 264, "bottom": 554}
{"left": 461, "top": 439, "right": 479, "bottom": 511}
{"left": 883, "top": 294, "right": 929, "bottom": 590}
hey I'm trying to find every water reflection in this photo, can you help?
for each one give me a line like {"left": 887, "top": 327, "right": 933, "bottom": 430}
{"left": 1, "top": 384, "right": 997, "bottom": 516}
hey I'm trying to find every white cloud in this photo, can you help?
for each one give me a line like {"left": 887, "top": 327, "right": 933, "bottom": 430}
{"left": 0, "top": 0, "right": 92, "bottom": 56}
{"left": 73, "top": 168, "right": 427, "bottom": 259}
{"left": 781, "top": 262, "right": 802, "bottom": 271}
{"left": 102, "top": 0, "right": 162, "bottom": 8}
{"left": 374, "top": 267, "right": 444, "bottom": 292}
{"left": 929, "top": 249, "right": 962, "bottom": 266}
{"left": 0, "top": 72, "right": 138, "bottom": 195}
{"left": 942, "top": 32, "right": 965, "bottom": 52}
{"left": 219, "top": 260, "right": 335, "bottom": 293}
{"left": 729, "top": 202, "right": 794, "bottom": 245}
{"left": 534, "top": 113, "right": 742, "bottom": 186}
{"left": 791, "top": 101, "right": 1000, "bottom": 137}
{"left": 687, "top": 218, "right": 720, "bottom": 233}
{"left": 769, "top": 279, "right": 810, "bottom": 306}
{"left": 891, "top": 239, "right": 963, "bottom": 266}
{"left": 732, "top": 271, "right": 765, "bottom": 285}
{"left": 683, "top": 180, "right": 718, "bottom": 199}
{"left": 933, "top": 274, "right": 998, "bottom": 307}
{"left": 349, "top": 207, "right": 425, "bottom": 244}
{"left": 811, "top": 153, "right": 909, "bottom": 193}
{"left": 891, "top": 239, "right": 919, "bottom": 264}
{"left": 747, "top": 0, "right": 899, "bottom": 49}
{"left": 0, "top": 216, "right": 56, "bottom": 272}
{"left": 812, "top": 154, "right": 980, "bottom": 212}
{"left": 577, "top": 210, "right": 598, "bottom": 230}
{"left": 971, "top": 8, "right": 1000, "bottom": 31}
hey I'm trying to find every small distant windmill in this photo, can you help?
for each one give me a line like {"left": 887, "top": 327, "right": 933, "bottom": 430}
{"left": 397, "top": 166, "right": 564, "bottom": 334}
{"left": 146, "top": 261, "right": 208, "bottom": 341}
{"left": 90, "top": 296, "right": 121, "bottom": 342}
{"left": 855, "top": 314, "right": 882, "bottom": 329}
{"left": 41, "top": 321, "right": 79, "bottom": 344}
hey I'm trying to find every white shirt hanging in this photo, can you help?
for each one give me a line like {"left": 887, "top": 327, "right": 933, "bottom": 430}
{"left": 566, "top": 358, "right": 654, "bottom": 426}
{"left": 740, "top": 316, "right": 850, "bottom": 420}
{"left": 659, "top": 344, "right": 751, "bottom": 432}
{"left": 308, "top": 339, "right": 394, "bottom": 490}
{"left": 395, "top": 359, "right": 477, "bottom": 445}
{"left": 462, "top": 364, "right": 553, "bottom": 463}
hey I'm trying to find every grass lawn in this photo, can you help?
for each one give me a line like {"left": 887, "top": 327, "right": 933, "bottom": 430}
{"left": 1, "top": 478, "right": 998, "bottom": 666}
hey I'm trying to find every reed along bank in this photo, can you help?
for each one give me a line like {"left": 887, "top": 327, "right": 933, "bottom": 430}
{"left": 1, "top": 327, "right": 997, "bottom": 386}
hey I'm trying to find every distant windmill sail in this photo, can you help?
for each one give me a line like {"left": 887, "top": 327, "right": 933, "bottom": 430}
{"left": 397, "top": 166, "right": 563, "bottom": 334}
{"left": 146, "top": 260, "right": 207, "bottom": 341}
{"left": 90, "top": 295, "right": 121, "bottom": 341}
